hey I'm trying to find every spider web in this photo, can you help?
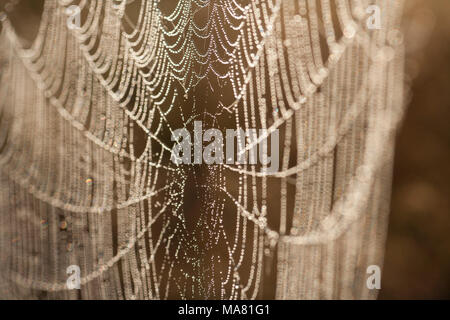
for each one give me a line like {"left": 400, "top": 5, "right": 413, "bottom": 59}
{"left": 0, "top": 0, "right": 405, "bottom": 299}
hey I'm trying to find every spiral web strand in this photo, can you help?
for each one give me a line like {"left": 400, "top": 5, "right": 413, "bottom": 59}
{"left": 0, "top": 0, "right": 405, "bottom": 299}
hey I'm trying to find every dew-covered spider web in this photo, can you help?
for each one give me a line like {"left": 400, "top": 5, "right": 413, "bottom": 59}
{"left": 0, "top": 0, "right": 405, "bottom": 299}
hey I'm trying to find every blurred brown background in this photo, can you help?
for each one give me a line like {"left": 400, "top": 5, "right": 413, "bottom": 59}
{"left": 380, "top": 0, "right": 450, "bottom": 299}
